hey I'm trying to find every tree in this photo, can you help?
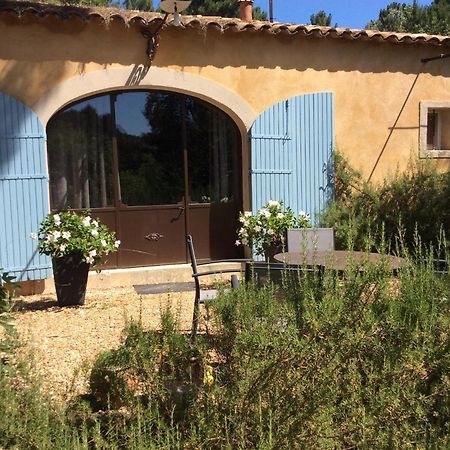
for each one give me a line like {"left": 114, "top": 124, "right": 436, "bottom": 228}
{"left": 366, "top": 2, "right": 413, "bottom": 32}
{"left": 309, "top": 10, "right": 332, "bottom": 26}
{"left": 187, "top": 0, "right": 267, "bottom": 20}
{"left": 366, "top": 0, "right": 449, "bottom": 35}
{"left": 425, "top": 0, "right": 450, "bottom": 35}
{"left": 28, "top": 0, "right": 268, "bottom": 19}
{"left": 57, "top": 0, "right": 115, "bottom": 6}
{"left": 124, "top": 0, "right": 153, "bottom": 11}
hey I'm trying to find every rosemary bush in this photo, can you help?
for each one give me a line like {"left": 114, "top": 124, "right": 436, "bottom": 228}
{"left": 0, "top": 234, "right": 449, "bottom": 449}
{"left": 0, "top": 270, "right": 19, "bottom": 364}
{"left": 68, "top": 240, "right": 449, "bottom": 449}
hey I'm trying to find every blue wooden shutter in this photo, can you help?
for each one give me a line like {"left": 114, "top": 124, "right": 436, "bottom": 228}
{"left": 250, "top": 92, "right": 334, "bottom": 224}
{"left": 0, "top": 93, "right": 51, "bottom": 281}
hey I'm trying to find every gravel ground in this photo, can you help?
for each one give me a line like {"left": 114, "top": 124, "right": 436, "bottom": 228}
{"left": 6, "top": 287, "right": 195, "bottom": 403}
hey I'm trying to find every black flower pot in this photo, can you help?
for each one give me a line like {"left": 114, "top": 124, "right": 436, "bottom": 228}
{"left": 263, "top": 244, "right": 283, "bottom": 262}
{"left": 52, "top": 253, "right": 90, "bottom": 306}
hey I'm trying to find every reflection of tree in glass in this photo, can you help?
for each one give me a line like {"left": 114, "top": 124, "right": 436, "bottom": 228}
{"left": 47, "top": 104, "right": 114, "bottom": 210}
{"left": 144, "top": 92, "right": 238, "bottom": 204}
{"left": 185, "top": 97, "right": 239, "bottom": 204}
{"left": 48, "top": 91, "right": 240, "bottom": 212}
{"left": 115, "top": 91, "right": 239, "bottom": 206}
{"left": 117, "top": 92, "right": 184, "bottom": 206}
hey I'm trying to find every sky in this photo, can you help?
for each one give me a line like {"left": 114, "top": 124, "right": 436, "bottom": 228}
{"left": 253, "top": 0, "right": 433, "bottom": 29}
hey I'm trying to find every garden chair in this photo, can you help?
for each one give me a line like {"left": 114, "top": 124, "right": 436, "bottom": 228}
{"left": 186, "top": 235, "right": 249, "bottom": 341}
{"left": 433, "top": 258, "right": 449, "bottom": 275}
{"left": 287, "top": 228, "right": 335, "bottom": 253}
{"left": 244, "top": 261, "right": 324, "bottom": 289}
{"left": 244, "top": 261, "right": 325, "bottom": 331}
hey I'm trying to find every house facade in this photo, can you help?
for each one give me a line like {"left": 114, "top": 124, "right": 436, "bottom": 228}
{"left": 0, "top": 0, "right": 449, "bottom": 282}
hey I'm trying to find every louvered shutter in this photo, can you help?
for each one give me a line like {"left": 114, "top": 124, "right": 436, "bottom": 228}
{"left": 250, "top": 92, "right": 334, "bottom": 223}
{"left": 0, "top": 93, "right": 51, "bottom": 281}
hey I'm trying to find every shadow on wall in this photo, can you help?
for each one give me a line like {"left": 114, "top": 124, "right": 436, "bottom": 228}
{"left": 126, "top": 65, "right": 150, "bottom": 86}
{"left": 0, "top": 60, "right": 70, "bottom": 108}
{"left": 0, "top": 18, "right": 448, "bottom": 77}
{"left": 367, "top": 72, "right": 421, "bottom": 182}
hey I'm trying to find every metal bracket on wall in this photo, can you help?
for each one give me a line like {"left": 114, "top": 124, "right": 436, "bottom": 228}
{"left": 141, "top": 13, "right": 169, "bottom": 61}
{"left": 421, "top": 53, "right": 450, "bottom": 63}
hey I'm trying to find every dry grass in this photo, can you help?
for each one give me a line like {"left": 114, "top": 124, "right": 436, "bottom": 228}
{"left": 8, "top": 287, "right": 195, "bottom": 403}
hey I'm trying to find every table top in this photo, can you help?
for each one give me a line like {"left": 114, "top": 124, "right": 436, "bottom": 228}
{"left": 274, "top": 250, "right": 405, "bottom": 271}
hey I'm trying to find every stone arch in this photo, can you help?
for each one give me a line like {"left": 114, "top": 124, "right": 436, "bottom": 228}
{"left": 32, "top": 65, "right": 257, "bottom": 135}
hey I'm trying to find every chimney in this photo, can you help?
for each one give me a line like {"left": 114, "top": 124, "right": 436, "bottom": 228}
{"left": 238, "top": 0, "right": 253, "bottom": 22}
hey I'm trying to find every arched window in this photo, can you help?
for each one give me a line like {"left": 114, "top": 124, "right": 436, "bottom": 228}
{"left": 47, "top": 90, "right": 242, "bottom": 265}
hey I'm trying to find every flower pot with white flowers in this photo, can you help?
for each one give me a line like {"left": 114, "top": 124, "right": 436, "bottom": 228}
{"left": 36, "top": 211, "right": 120, "bottom": 306}
{"left": 236, "top": 200, "right": 311, "bottom": 262}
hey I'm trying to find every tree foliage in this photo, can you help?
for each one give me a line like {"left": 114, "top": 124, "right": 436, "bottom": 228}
{"left": 51, "top": 0, "right": 115, "bottom": 6}
{"left": 46, "top": 0, "right": 268, "bottom": 19}
{"left": 124, "top": 0, "right": 153, "bottom": 11}
{"left": 321, "top": 152, "right": 450, "bottom": 254}
{"left": 309, "top": 10, "right": 332, "bottom": 26}
{"left": 187, "top": 0, "right": 267, "bottom": 20}
{"left": 366, "top": 0, "right": 450, "bottom": 35}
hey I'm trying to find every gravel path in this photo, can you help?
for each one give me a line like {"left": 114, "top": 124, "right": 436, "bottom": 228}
{"left": 7, "top": 287, "right": 194, "bottom": 402}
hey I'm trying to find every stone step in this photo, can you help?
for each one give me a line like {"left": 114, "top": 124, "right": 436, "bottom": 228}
{"left": 17, "top": 262, "right": 245, "bottom": 296}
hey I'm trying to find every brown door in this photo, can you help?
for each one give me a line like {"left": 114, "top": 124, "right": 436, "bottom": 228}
{"left": 47, "top": 90, "right": 242, "bottom": 267}
{"left": 114, "top": 91, "right": 242, "bottom": 265}
{"left": 114, "top": 92, "right": 187, "bottom": 265}
{"left": 185, "top": 97, "right": 243, "bottom": 260}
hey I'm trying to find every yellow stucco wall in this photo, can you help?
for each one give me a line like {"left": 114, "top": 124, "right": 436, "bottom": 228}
{"left": 1, "top": 16, "right": 449, "bottom": 183}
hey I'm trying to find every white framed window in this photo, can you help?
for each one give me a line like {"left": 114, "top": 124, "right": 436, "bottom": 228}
{"left": 420, "top": 101, "right": 450, "bottom": 158}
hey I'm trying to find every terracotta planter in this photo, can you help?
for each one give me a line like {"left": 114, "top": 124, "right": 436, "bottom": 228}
{"left": 52, "top": 253, "right": 89, "bottom": 306}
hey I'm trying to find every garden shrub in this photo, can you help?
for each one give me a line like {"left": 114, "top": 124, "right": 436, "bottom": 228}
{"left": 321, "top": 152, "right": 450, "bottom": 254}
{"left": 87, "top": 310, "right": 204, "bottom": 419}
{"left": 0, "top": 270, "right": 19, "bottom": 371}
{"left": 193, "top": 260, "right": 450, "bottom": 449}
{"left": 70, "top": 252, "right": 449, "bottom": 449}
{"left": 0, "top": 272, "right": 81, "bottom": 449}
{"left": 0, "top": 247, "right": 449, "bottom": 449}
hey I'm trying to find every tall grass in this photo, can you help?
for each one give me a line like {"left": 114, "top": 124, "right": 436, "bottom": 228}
{"left": 0, "top": 245, "right": 449, "bottom": 449}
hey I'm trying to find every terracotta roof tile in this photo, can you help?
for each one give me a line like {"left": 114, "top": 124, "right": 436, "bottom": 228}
{"left": 1, "top": 0, "right": 449, "bottom": 47}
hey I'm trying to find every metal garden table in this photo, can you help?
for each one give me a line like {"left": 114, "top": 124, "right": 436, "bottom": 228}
{"left": 274, "top": 250, "right": 405, "bottom": 272}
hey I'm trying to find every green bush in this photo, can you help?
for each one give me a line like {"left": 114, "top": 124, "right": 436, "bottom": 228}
{"left": 87, "top": 311, "right": 203, "bottom": 417}
{"left": 321, "top": 153, "right": 450, "bottom": 254}
{"left": 0, "top": 270, "right": 19, "bottom": 370}
{"left": 72, "top": 252, "right": 449, "bottom": 449}
{"left": 188, "top": 259, "right": 450, "bottom": 449}
{"left": 0, "top": 269, "right": 17, "bottom": 314}
{"left": 0, "top": 251, "right": 449, "bottom": 449}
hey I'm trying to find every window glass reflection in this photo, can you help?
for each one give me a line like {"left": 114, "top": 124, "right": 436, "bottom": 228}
{"left": 187, "top": 98, "right": 239, "bottom": 204}
{"left": 115, "top": 92, "right": 184, "bottom": 206}
{"left": 47, "top": 90, "right": 240, "bottom": 210}
{"left": 47, "top": 95, "right": 113, "bottom": 209}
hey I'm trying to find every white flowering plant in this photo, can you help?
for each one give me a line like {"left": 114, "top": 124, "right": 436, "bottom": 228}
{"left": 236, "top": 200, "right": 311, "bottom": 256}
{"left": 35, "top": 210, "right": 120, "bottom": 266}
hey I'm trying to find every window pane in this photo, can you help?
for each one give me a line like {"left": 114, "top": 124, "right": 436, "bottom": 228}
{"left": 440, "top": 109, "right": 450, "bottom": 150}
{"left": 115, "top": 92, "right": 184, "bottom": 206}
{"left": 427, "top": 111, "right": 438, "bottom": 150}
{"left": 187, "top": 99, "right": 240, "bottom": 204}
{"left": 47, "top": 95, "right": 114, "bottom": 209}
